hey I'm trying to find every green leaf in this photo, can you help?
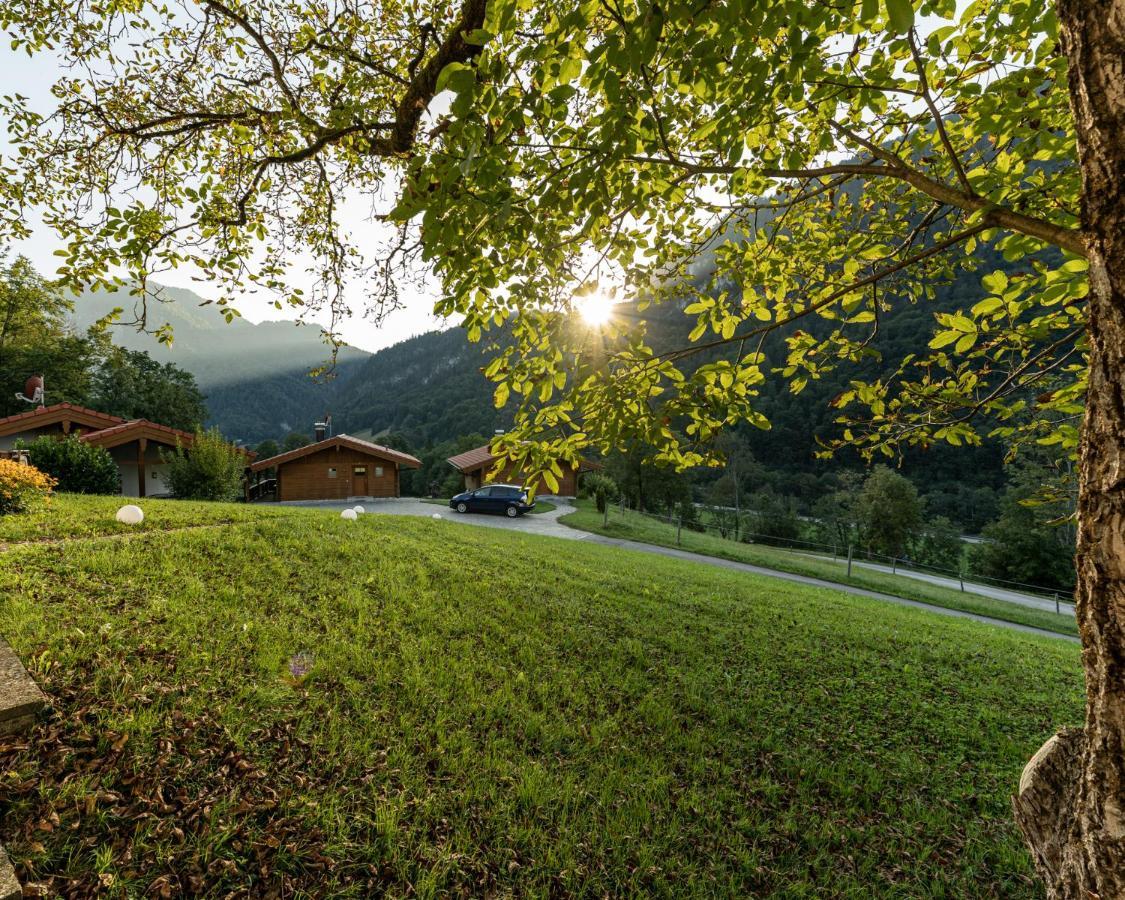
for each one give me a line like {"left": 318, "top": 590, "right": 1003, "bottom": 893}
{"left": 885, "top": 0, "right": 914, "bottom": 33}
{"left": 929, "top": 330, "right": 960, "bottom": 349}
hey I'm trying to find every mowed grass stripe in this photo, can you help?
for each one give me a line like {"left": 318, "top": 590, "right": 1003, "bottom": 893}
{"left": 0, "top": 501, "right": 1082, "bottom": 897}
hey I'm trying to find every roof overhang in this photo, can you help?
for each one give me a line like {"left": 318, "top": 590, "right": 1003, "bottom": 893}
{"left": 446, "top": 443, "right": 603, "bottom": 474}
{"left": 251, "top": 434, "right": 420, "bottom": 472}
{"left": 0, "top": 403, "right": 124, "bottom": 438}
{"left": 80, "top": 420, "right": 196, "bottom": 450}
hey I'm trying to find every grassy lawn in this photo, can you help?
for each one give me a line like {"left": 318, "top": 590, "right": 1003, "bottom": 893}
{"left": 422, "top": 497, "right": 557, "bottom": 514}
{"left": 0, "top": 493, "right": 293, "bottom": 545}
{"left": 0, "top": 497, "right": 1082, "bottom": 896}
{"left": 560, "top": 500, "right": 1078, "bottom": 638}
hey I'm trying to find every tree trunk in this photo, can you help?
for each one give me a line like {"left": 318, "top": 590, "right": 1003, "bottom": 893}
{"left": 1013, "top": 2, "right": 1125, "bottom": 897}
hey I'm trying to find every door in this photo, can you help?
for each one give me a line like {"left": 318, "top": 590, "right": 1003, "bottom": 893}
{"left": 352, "top": 465, "right": 368, "bottom": 496}
{"left": 471, "top": 486, "right": 495, "bottom": 512}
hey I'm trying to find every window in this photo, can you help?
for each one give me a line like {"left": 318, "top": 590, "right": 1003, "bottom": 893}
{"left": 475, "top": 486, "right": 493, "bottom": 497}
{"left": 374, "top": 466, "right": 384, "bottom": 477}
{"left": 354, "top": 466, "right": 366, "bottom": 475}
{"left": 328, "top": 467, "right": 337, "bottom": 478}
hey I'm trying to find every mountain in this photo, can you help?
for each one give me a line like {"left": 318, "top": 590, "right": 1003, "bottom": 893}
{"left": 70, "top": 286, "right": 372, "bottom": 444}
{"left": 332, "top": 327, "right": 506, "bottom": 445}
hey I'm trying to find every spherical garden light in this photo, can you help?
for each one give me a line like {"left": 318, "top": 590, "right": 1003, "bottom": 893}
{"left": 353, "top": 505, "right": 365, "bottom": 514}
{"left": 341, "top": 508, "right": 358, "bottom": 521}
{"left": 115, "top": 504, "right": 144, "bottom": 525}
{"left": 432, "top": 513, "right": 442, "bottom": 520}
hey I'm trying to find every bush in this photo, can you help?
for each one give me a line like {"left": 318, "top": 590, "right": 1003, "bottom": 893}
{"left": 26, "top": 435, "right": 120, "bottom": 494}
{"left": 744, "top": 492, "right": 803, "bottom": 547}
{"left": 0, "top": 459, "right": 55, "bottom": 514}
{"left": 678, "top": 499, "right": 704, "bottom": 532}
{"left": 911, "top": 516, "right": 964, "bottom": 570}
{"left": 968, "top": 499, "right": 1076, "bottom": 593}
{"left": 584, "top": 473, "right": 619, "bottom": 512}
{"left": 162, "top": 427, "right": 246, "bottom": 501}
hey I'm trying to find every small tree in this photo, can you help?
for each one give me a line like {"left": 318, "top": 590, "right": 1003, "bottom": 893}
{"left": 812, "top": 472, "right": 865, "bottom": 554}
{"left": 26, "top": 435, "right": 120, "bottom": 494}
{"left": 281, "top": 432, "right": 310, "bottom": 453}
{"left": 857, "top": 466, "right": 923, "bottom": 559}
{"left": 911, "top": 517, "right": 964, "bottom": 572}
{"left": 254, "top": 439, "right": 280, "bottom": 460}
{"left": 583, "top": 472, "right": 619, "bottom": 513}
{"left": 745, "top": 491, "right": 803, "bottom": 548}
{"left": 162, "top": 427, "right": 245, "bottom": 502}
{"left": 969, "top": 499, "right": 1077, "bottom": 594}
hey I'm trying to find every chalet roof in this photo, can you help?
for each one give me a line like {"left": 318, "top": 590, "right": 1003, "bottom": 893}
{"left": 250, "top": 434, "right": 421, "bottom": 472}
{"left": 446, "top": 443, "right": 602, "bottom": 474}
{"left": 0, "top": 402, "right": 124, "bottom": 438}
{"left": 446, "top": 444, "right": 498, "bottom": 472}
{"left": 80, "top": 419, "right": 195, "bottom": 449}
{"left": 79, "top": 419, "right": 255, "bottom": 457}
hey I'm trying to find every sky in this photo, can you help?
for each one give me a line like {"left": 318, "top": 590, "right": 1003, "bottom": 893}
{"left": 0, "top": 45, "right": 449, "bottom": 354}
{"left": 0, "top": 5, "right": 966, "bottom": 356}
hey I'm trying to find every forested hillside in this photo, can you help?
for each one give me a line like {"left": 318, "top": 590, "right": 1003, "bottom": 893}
{"left": 71, "top": 286, "right": 372, "bottom": 443}
{"left": 324, "top": 239, "right": 1029, "bottom": 524}
{"left": 60, "top": 244, "right": 1055, "bottom": 539}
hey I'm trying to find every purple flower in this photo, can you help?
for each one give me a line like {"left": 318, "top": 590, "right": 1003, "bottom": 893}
{"left": 288, "top": 651, "right": 313, "bottom": 681}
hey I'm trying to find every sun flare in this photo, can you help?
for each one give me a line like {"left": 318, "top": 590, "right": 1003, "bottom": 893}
{"left": 576, "top": 291, "right": 616, "bottom": 326}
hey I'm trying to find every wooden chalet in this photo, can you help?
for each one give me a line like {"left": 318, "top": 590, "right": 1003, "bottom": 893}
{"left": 249, "top": 434, "right": 421, "bottom": 501}
{"left": 0, "top": 402, "right": 124, "bottom": 450}
{"left": 446, "top": 444, "right": 601, "bottom": 497}
{"left": 0, "top": 404, "right": 252, "bottom": 497}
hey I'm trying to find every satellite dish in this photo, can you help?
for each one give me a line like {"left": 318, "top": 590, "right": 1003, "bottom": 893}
{"left": 15, "top": 374, "right": 44, "bottom": 407}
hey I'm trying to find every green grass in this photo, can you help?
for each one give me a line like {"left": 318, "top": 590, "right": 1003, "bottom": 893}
{"left": 0, "top": 497, "right": 1082, "bottom": 896}
{"left": 422, "top": 497, "right": 557, "bottom": 514}
{"left": 0, "top": 492, "right": 292, "bottom": 545}
{"left": 560, "top": 500, "right": 1078, "bottom": 637}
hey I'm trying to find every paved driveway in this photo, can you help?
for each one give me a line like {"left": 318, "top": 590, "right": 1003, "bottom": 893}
{"left": 279, "top": 497, "right": 589, "bottom": 540}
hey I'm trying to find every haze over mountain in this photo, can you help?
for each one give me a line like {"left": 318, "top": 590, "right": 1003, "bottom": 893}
{"left": 71, "top": 286, "right": 372, "bottom": 444}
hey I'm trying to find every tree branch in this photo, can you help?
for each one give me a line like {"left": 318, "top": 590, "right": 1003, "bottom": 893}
{"left": 655, "top": 222, "right": 990, "bottom": 364}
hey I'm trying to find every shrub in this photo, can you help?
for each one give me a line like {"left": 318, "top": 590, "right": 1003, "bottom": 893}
{"left": 744, "top": 492, "right": 803, "bottom": 547}
{"left": 0, "top": 459, "right": 55, "bottom": 514}
{"left": 584, "top": 473, "right": 619, "bottom": 512}
{"left": 161, "top": 427, "right": 246, "bottom": 501}
{"left": 911, "top": 516, "right": 964, "bottom": 571}
{"left": 25, "top": 435, "right": 120, "bottom": 494}
{"left": 968, "top": 498, "right": 1076, "bottom": 593}
{"left": 677, "top": 499, "right": 704, "bottom": 532}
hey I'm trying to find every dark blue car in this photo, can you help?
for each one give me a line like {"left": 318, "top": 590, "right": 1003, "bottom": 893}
{"left": 450, "top": 484, "right": 535, "bottom": 517}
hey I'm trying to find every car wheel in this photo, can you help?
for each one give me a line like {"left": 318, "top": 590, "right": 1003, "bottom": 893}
{"left": 505, "top": 505, "right": 519, "bottom": 518}
{"left": 456, "top": 502, "right": 468, "bottom": 513}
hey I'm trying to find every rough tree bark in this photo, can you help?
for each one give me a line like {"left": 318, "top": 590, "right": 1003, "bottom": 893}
{"left": 1013, "top": 2, "right": 1125, "bottom": 897}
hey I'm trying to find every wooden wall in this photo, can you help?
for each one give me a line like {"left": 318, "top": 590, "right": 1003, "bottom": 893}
{"left": 473, "top": 462, "right": 580, "bottom": 497}
{"left": 278, "top": 446, "right": 400, "bottom": 501}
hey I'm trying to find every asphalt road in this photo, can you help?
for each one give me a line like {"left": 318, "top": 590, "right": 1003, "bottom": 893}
{"left": 845, "top": 560, "right": 1074, "bottom": 615}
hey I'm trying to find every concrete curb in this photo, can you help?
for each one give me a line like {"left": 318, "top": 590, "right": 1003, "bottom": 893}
{"left": 0, "top": 844, "right": 20, "bottom": 900}
{"left": 1, "top": 637, "right": 47, "bottom": 900}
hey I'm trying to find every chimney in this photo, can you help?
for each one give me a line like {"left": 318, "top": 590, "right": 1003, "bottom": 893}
{"left": 314, "top": 421, "right": 327, "bottom": 442}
